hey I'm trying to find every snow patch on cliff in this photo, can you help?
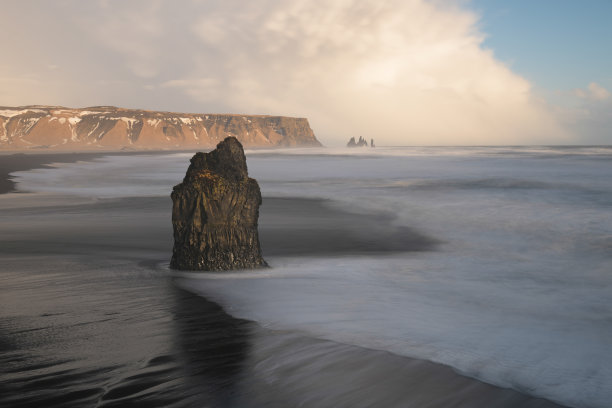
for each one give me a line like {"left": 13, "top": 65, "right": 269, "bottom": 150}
{"left": 0, "top": 109, "right": 45, "bottom": 118}
{"left": 87, "top": 122, "right": 101, "bottom": 139}
{"left": 52, "top": 110, "right": 74, "bottom": 115}
{"left": 68, "top": 117, "right": 81, "bottom": 141}
{"left": 0, "top": 121, "right": 6, "bottom": 142}
{"left": 17, "top": 117, "right": 40, "bottom": 136}
{"left": 120, "top": 117, "right": 138, "bottom": 126}
{"left": 79, "top": 111, "right": 106, "bottom": 117}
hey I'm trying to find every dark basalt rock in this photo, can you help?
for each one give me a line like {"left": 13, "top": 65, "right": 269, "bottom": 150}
{"left": 170, "top": 137, "right": 268, "bottom": 270}
{"left": 347, "top": 136, "right": 368, "bottom": 147}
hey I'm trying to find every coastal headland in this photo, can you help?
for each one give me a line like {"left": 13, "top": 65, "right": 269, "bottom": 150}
{"left": 0, "top": 105, "right": 321, "bottom": 151}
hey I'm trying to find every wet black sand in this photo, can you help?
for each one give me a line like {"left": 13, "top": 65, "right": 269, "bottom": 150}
{"left": 0, "top": 157, "right": 568, "bottom": 407}
{"left": 0, "top": 152, "right": 106, "bottom": 194}
{"left": 0, "top": 150, "right": 195, "bottom": 194}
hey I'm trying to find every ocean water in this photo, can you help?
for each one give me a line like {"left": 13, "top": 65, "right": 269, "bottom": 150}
{"left": 4, "top": 146, "right": 612, "bottom": 407}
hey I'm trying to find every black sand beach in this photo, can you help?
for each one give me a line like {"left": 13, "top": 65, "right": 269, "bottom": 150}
{"left": 0, "top": 154, "right": 568, "bottom": 407}
{"left": 0, "top": 152, "right": 109, "bottom": 194}
{"left": 0, "top": 150, "right": 196, "bottom": 194}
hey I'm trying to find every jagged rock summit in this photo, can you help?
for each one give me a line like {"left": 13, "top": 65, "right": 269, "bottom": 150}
{"left": 347, "top": 136, "right": 369, "bottom": 147}
{"left": 170, "top": 137, "right": 267, "bottom": 271}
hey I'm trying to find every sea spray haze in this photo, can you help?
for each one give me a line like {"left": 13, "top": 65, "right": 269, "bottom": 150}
{"left": 6, "top": 146, "right": 612, "bottom": 408}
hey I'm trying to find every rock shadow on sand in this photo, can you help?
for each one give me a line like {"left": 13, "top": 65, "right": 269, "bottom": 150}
{"left": 258, "top": 197, "right": 438, "bottom": 257}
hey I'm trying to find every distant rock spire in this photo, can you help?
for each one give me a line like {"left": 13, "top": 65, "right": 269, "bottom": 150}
{"left": 348, "top": 136, "right": 369, "bottom": 147}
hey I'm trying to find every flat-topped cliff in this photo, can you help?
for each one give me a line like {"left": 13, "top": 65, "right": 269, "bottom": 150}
{"left": 0, "top": 106, "right": 321, "bottom": 150}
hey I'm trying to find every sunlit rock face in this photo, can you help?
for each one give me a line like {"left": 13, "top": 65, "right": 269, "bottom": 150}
{"left": 170, "top": 137, "right": 267, "bottom": 271}
{"left": 0, "top": 105, "right": 321, "bottom": 150}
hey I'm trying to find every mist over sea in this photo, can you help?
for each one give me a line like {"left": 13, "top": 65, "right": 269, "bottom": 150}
{"left": 2, "top": 146, "right": 611, "bottom": 407}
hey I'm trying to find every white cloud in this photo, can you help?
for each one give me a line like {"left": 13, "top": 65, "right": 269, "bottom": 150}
{"left": 181, "top": 0, "right": 569, "bottom": 145}
{"left": 0, "top": 0, "right": 574, "bottom": 145}
{"left": 0, "top": 71, "right": 42, "bottom": 106}
{"left": 588, "top": 82, "right": 610, "bottom": 101}
{"left": 574, "top": 82, "right": 610, "bottom": 101}
{"left": 562, "top": 82, "right": 612, "bottom": 143}
{"left": 79, "top": 1, "right": 165, "bottom": 78}
{"left": 161, "top": 78, "right": 222, "bottom": 103}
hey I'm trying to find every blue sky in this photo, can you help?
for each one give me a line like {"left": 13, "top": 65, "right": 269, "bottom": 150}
{"left": 468, "top": 0, "right": 612, "bottom": 144}
{"left": 471, "top": 0, "right": 612, "bottom": 92}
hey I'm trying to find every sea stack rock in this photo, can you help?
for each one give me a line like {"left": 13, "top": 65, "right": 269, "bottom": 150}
{"left": 170, "top": 137, "right": 267, "bottom": 270}
{"left": 347, "top": 136, "right": 368, "bottom": 147}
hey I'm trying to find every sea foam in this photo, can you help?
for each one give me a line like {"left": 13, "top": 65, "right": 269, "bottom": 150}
{"left": 11, "top": 146, "right": 612, "bottom": 408}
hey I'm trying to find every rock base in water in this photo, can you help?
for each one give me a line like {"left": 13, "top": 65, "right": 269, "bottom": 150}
{"left": 170, "top": 137, "right": 267, "bottom": 270}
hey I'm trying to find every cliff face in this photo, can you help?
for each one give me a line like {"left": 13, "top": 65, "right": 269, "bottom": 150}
{"left": 0, "top": 106, "right": 321, "bottom": 150}
{"left": 170, "top": 137, "right": 267, "bottom": 271}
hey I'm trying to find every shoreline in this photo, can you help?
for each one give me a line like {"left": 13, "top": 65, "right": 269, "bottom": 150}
{"left": 0, "top": 152, "right": 575, "bottom": 407}
{"left": 0, "top": 147, "right": 323, "bottom": 195}
{"left": 178, "top": 275, "right": 569, "bottom": 408}
{"left": 0, "top": 150, "right": 199, "bottom": 195}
